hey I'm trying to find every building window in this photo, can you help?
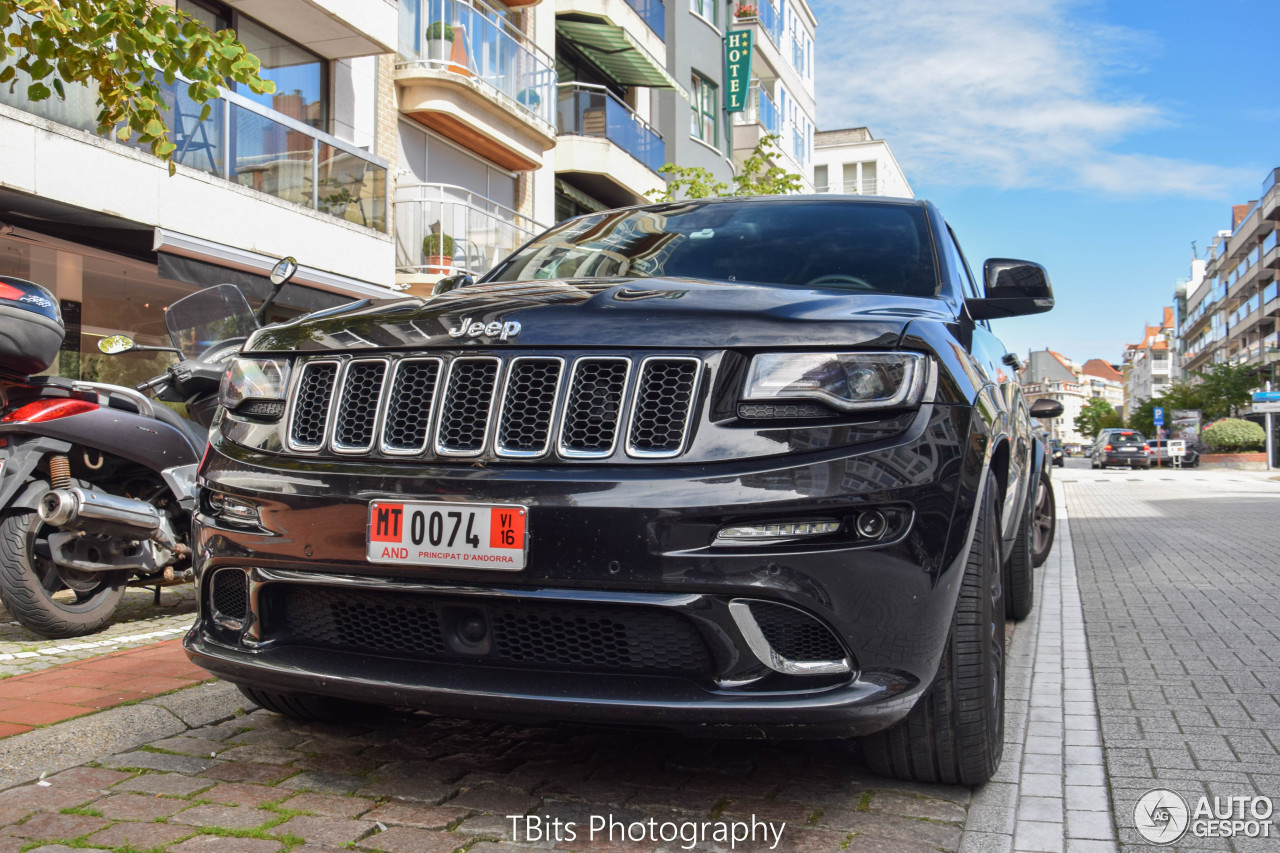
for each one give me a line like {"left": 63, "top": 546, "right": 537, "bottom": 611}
{"left": 178, "top": 0, "right": 328, "bottom": 130}
{"left": 691, "top": 0, "right": 719, "bottom": 27}
{"left": 814, "top": 164, "right": 828, "bottom": 193}
{"left": 691, "top": 73, "right": 718, "bottom": 148}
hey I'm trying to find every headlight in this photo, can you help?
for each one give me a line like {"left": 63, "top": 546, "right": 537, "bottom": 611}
{"left": 219, "top": 357, "right": 291, "bottom": 410}
{"left": 743, "top": 352, "right": 928, "bottom": 412}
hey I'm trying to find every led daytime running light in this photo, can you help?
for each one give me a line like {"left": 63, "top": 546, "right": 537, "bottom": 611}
{"left": 717, "top": 520, "right": 841, "bottom": 541}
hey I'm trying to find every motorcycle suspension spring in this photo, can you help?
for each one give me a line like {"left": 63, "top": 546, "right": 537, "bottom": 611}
{"left": 48, "top": 454, "right": 71, "bottom": 490}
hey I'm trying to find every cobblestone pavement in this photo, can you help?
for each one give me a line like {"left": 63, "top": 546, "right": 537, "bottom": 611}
{"left": 0, "top": 701, "right": 983, "bottom": 853}
{"left": 1061, "top": 462, "right": 1280, "bottom": 851}
{"left": 0, "top": 586, "right": 196, "bottom": 678}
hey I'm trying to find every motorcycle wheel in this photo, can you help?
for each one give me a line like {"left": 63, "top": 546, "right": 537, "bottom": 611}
{"left": 0, "top": 508, "right": 127, "bottom": 639}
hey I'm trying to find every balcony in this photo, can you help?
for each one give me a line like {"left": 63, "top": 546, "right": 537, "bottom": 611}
{"left": 394, "top": 183, "right": 543, "bottom": 282}
{"left": 0, "top": 74, "right": 389, "bottom": 232}
{"left": 224, "top": 0, "right": 396, "bottom": 58}
{"left": 734, "top": 1, "right": 783, "bottom": 49}
{"left": 555, "top": 83, "right": 665, "bottom": 206}
{"left": 398, "top": 0, "right": 556, "bottom": 172}
{"left": 622, "top": 0, "right": 665, "bottom": 39}
{"left": 730, "top": 82, "right": 778, "bottom": 149}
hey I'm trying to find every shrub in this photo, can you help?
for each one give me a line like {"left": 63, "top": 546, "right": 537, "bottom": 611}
{"left": 423, "top": 233, "right": 455, "bottom": 257}
{"left": 1201, "top": 418, "right": 1266, "bottom": 453}
{"left": 426, "top": 21, "right": 455, "bottom": 41}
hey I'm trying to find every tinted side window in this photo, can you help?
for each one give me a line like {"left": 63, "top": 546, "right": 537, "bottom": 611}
{"left": 939, "top": 225, "right": 979, "bottom": 300}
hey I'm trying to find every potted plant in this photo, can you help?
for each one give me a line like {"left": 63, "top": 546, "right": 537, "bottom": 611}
{"left": 516, "top": 87, "right": 542, "bottom": 111}
{"left": 423, "top": 232, "right": 456, "bottom": 274}
{"left": 734, "top": 3, "right": 759, "bottom": 19}
{"left": 425, "top": 20, "right": 455, "bottom": 62}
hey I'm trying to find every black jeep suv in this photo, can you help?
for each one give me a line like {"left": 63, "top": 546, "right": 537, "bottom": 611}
{"left": 187, "top": 196, "right": 1059, "bottom": 785}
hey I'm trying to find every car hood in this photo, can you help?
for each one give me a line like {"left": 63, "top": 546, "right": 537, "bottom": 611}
{"left": 245, "top": 278, "right": 955, "bottom": 353}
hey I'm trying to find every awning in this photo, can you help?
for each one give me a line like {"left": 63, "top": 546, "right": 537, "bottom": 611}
{"left": 556, "top": 20, "right": 689, "bottom": 101}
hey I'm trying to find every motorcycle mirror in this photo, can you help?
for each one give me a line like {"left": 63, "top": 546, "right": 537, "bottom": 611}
{"left": 98, "top": 334, "right": 136, "bottom": 354}
{"left": 269, "top": 256, "right": 298, "bottom": 286}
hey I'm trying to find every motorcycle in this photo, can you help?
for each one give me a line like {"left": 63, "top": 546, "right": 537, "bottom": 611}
{"left": 0, "top": 258, "right": 298, "bottom": 638}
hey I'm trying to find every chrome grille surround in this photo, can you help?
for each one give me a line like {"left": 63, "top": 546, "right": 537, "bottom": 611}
{"left": 283, "top": 352, "right": 702, "bottom": 462}
{"left": 330, "top": 358, "right": 389, "bottom": 454}
{"left": 434, "top": 357, "right": 502, "bottom": 457}
{"left": 557, "top": 357, "right": 631, "bottom": 459}
{"left": 494, "top": 357, "right": 566, "bottom": 458}
{"left": 287, "top": 359, "right": 340, "bottom": 452}
{"left": 627, "top": 356, "right": 702, "bottom": 459}
{"left": 379, "top": 357, "right": 443, "bottom": 456}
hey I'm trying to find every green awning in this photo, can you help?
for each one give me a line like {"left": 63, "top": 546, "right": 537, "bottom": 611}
{"left": 556, "top": 20, "right": 689, "bottom": 101}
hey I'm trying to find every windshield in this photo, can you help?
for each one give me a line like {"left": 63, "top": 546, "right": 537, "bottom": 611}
{"left": 165, "top": 284, "right": 258, "bottom": 360}
{"left": 487, "top": 199, "right": 940, "bottom": 296}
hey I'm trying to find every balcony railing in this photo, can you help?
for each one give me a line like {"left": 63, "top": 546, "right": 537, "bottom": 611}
{"left": 730, "top": 82, "right": 779, "bottom": 135}
{"left": 0, "top": 72, "right": 389, "bottom": 232}
{"left": 623, "top": 0, "right": 665, "bottom": 40}
{"left": 1265, "top": 281, "right": 1279, "bottom": 305}
{"left": 395, "top": 183, "right": 544, "bottom": 277}
{"left": 1265, "top": 167, "right": 1280, "bottom": 195}
{"left": 398, "top": 0, "right": 556, "bottom": 127}
{"left": 556, "top": 83, "right": 665, "bottom": 174}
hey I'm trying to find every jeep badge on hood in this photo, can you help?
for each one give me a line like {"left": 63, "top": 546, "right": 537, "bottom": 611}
{"left": 447, "top": 317, "right": 522, "bottom": 341}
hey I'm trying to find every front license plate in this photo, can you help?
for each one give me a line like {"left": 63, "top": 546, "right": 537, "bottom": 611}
{"left": 367, "top": 501, "right": 527, "bottom": 570}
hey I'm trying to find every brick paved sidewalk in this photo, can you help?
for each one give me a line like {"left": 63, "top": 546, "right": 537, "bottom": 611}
{"left": 0, "top": 640, "right": 214, "bottom": 738}
{"left": 1063, "top": 467, "right": 1280, "bottom": 851}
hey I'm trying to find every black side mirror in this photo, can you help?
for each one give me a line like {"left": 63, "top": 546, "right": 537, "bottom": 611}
{"left": 967, "top": 259, "right": 1054, "bottom": 320}
{"left": 432, "top": 274, "right": 473, "bottom": 296}
{"left": 1029, "top": 398, "right": 1064, "bottom": 419}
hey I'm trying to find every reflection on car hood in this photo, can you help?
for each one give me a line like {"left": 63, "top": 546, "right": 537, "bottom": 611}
{"left": 245, "top": 278, "right": 956, "bottom": 352}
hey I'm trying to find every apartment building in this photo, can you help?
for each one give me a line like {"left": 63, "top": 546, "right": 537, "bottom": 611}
{"left": 1080, "top": 359, "right": 1125, "bottom": 412}
{"left": 1179, "top": 168, "right": 1280, "bottom": 388}
{"left": 1122, "top": 308, "right": 1178, "bottom": 416}
{"left": 1019, "top": 349, "right": 1089, "bottom": 446}
{"left": 812, "top": 127, "right": 912, "bottom": 198}
{"left": 728, "top": 0, "right": 817, "bottom": 190}
{"left": 0, "top": 0, "right": 397, "bottom": 386}
{"left": 393, "top": 0, "right": 556, "bottom": 285}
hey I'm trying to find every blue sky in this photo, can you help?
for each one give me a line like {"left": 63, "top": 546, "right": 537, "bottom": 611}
{"left": 808, "top": 0, "right": 1278, "bottom": 366}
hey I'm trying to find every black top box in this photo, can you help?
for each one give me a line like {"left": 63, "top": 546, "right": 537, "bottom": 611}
{"left": 0, "top": 276, "right": 65, "bottom": 378}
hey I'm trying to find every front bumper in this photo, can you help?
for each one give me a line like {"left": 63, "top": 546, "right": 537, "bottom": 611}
{"left": 185, "top": 403, "right": 980, "bottom": 737}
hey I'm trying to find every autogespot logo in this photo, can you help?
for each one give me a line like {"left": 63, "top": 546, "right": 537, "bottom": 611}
{"left": 1134, "top": 789, "right": 1190, "bottom": 844}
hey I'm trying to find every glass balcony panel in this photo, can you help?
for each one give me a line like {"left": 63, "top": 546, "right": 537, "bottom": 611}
{"left": 556, "top": 85, "right": 664, "bottom": 174}
{"left": 0, "top": 57, "right": 386, "bottom": 231}
{"left": 230, "top": 104, "right": 315, "bottom": 209}
{"left": 399, "top": 0, "right": 556, "bottom": 127}
{"left": 623, "top": 0, "right": 665, "bottom": 40}
{"left": 755, "top": 0, "right": 784, "bottom": 47}
{"left": 395, "top": 184, "right": 543, "bottom": 277}
{"left": 318, "top": 143, "right": 387, "bottom": 232}
{"left": 730, "top": 83, "right": 779, "bottom": 135}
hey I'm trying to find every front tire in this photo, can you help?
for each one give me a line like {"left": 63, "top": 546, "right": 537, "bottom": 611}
{"left": 0, "top": 509, "right": 126, "bottom": 639}
{"left": 860, "top": 472, "right": 1005, "bottom": 785}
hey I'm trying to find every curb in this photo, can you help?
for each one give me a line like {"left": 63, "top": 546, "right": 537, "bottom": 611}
{"left": 0, "top": 680, "right": 247, "bottom": 790}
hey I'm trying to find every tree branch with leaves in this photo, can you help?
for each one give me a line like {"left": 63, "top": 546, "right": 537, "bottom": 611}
{"left": 0, "top": 0, "right": 274, "bottom": 173}
{"left": 647, "top": 134, "right": 804, "bottom": 202}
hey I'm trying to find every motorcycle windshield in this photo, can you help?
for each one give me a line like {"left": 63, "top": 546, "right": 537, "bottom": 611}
{"left": 165, "top": 284, "right": 258, "bottom": 359}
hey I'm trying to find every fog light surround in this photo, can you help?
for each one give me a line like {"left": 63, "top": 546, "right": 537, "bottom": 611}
{"left": 716, "top": 520, "right": 842, "bottom": 544}
{"left": 205, "top": 491, "right": 262, "bottom": 526}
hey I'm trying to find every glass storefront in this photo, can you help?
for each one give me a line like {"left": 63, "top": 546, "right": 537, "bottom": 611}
{"left": 0, "top": 233, "right": 197, "bottom": 391}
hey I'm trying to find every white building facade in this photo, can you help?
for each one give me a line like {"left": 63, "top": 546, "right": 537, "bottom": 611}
{"left": 812, "top": 127, "right": 912, "bottom": 198}
{"left": 1, "top": 0, "right": 399, "bottom": 387}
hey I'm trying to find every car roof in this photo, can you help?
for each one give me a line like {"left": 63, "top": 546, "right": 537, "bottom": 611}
{"left": 589, "top": 193, "right": 929, "bottom": 217}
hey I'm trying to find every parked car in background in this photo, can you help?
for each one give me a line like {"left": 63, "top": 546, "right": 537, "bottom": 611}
{"left": 1049, "top": 438, "right": 1065, "bottom": 467}
{"left": 1091, "top": 428, "right": 1149, "bottom": 469}
{"left": 1145, "top": 439, "right": 1199, "bottom": 467}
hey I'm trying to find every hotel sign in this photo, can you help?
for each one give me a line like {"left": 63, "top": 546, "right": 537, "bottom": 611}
{"left": 724, "top": 30, "right": 753, "bottom": 113}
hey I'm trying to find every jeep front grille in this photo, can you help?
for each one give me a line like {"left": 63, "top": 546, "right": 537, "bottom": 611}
{"left": 285, "top": 353, "right": 702, "bottom": 461}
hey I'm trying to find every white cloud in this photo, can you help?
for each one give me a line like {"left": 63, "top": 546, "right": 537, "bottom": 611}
{"left": 811, "top": 0, "right": 1251, "bottom": 197}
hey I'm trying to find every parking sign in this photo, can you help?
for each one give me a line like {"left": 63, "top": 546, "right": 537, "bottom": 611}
{"left": 1153, "top": 407, "right": 1164, "bottom": 426}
